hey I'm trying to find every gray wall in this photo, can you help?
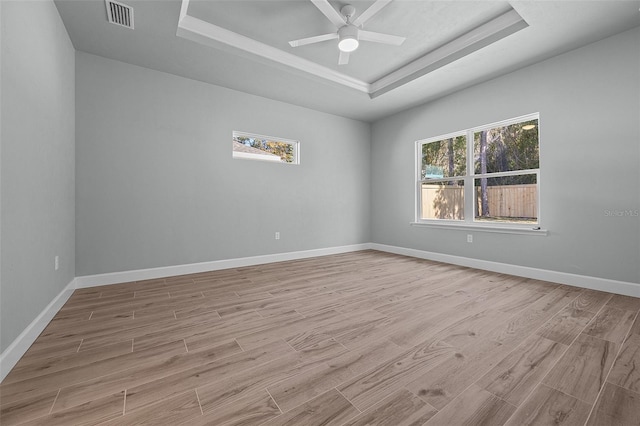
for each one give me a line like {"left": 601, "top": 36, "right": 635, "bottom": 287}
{"left": 75, "top": 52, "right": 371, "bottom": 276}
{"left": 371, "top": 27, "right": 640, "bottom": 285}
{"left": 0, "top": 0, "right": 75, "bottom": 352}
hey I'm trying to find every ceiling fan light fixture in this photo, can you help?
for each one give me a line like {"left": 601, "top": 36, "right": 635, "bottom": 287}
{"left": 338, "top": 25, "right": 359, "bottom": 52}
{"left": 338, "top": 36, "right": 359, "bottom": 52}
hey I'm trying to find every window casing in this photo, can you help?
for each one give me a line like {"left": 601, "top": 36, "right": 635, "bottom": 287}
{"left": 415, "top": 114, "right": 540, "bottom": 229}
{"left": 233, "top": 131, "right": 299, "bottom": 164}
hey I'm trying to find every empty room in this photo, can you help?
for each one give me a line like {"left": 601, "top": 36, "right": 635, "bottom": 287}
{"left": 1, "top": 0, "right": 639, "bottom": 424}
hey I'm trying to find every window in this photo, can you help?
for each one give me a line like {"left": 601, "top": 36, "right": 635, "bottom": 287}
{"left": 233, "top": 131, "right": 299, "bottom": 164}
{"left": 416, "top": 114, "right": 540, "bottom": 228}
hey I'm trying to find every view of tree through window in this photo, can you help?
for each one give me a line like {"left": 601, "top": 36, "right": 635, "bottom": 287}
{"left": 420, "top": 135, "right": 467, "bottom": 221}
{"left": 474, "top": 119, "right": 539, "bottom": 222}
{"left": 421, "top": 135, "right": 466, "bottom": 179}
{"left": 232, "top": 132, "right": 299, "bottom": 164}
{"left": 417, "top": 115, "right": 540, "bottom": 226}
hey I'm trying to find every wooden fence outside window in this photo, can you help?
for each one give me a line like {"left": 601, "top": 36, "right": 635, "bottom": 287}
{"left": 421, "top": 184, "right": 537, "bottom": 220}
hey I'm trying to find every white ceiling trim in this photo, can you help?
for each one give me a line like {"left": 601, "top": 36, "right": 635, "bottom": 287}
{"left": 369, "top": 9, "right": 529, "bottom": 98}
{"left": 176, "top": 1, "right": 370, "bottom": 94}
{"left": 176, "top": 0, "right": 528, "bottom": 98}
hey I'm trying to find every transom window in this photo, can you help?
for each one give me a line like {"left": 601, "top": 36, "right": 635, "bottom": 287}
{"left": 233, "top": 131, "right": 299, "bottom": 164}
{"left": 416, "top": 114, "right": 540, "bottom": 228}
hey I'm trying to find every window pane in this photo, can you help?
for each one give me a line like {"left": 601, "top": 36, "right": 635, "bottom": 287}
{"left": 421, "top": 135, "right": 466, "bottom": 179}
{"left": 420, "top": 180, "right": 464, "bottom": 220}
{"left": 474, "top": 119, "right": 539, "bottom": 174}
{"left": 233, "top": 132, "right": 298, "bottom": 164}
{"left": 474, "top": 175, "right": 537, "bottom": 224}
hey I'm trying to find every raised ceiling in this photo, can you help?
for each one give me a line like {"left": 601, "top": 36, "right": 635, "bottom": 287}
{"left": 54, "top": 0, "right": 640, "bottom": 122}
{"left": 185, "top": 0, "right": 517, "bottom": 82}
{"left": 177, "top": 0, "right": 528, "bottom": 98}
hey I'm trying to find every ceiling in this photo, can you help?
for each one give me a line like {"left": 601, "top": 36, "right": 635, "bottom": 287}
{"left": 54, "top": 0, "right": 640, "bottom": 122}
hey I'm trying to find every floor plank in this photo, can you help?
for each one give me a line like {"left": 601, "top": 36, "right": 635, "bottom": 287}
{"left": 424, "top": 384, "right": 516, "bottom": 425}
{"left": 503, "top": 384, "right": 591, "bottom": 426}
{"left": 20, "top": 391, "right": 124, "bottom": 426}
{"left": 606, "top": 294, "right": 640, "bottom": 312}
{"left": 568, "top": 289, "right": 612, "bottom": 313}
{"left": 99, "top": 390, "right": 201, "bottom": 426}
{"left": 487, "top": 285, "right": 583, "bottom": 349}
{"left": 327, "top": 338, "right": 404, "bottom": 377}
{"left": 267, "top": 362, "right": 355, "bottom": 412}
{"left": 405, "top": 335, "right": 509, "bottom": 410}
{"left": 586, "top": 382, "right": 640, "bottom": 425}
{"left": 261, "top": 389, "right": 359, "bottom": 426}
{"left": 197, "top": 339, "right": 346, "bottom": 414}
{"left": 0, "top": 390, "right": 59, "bottom": 426}
{"left": 536, "top": 307, "right": 594, "bottom": 345}
{"left": 124, "top": 339, "right": 293, "bottom": 412}
{"left": 606, "top": 332, "right": 640, "bottom": 393}
{"left": 477, "top": 334, "right": 566, "bottom": 406}
{"left": 0, "top": 340, "right": 186, "bottom": 407}
{"left": 51, "top": 339, "right": 241, "bottom": 412}
{"left": 542, "top": 333, "right": 618, "bottom": 404}
{"left": 2, "top": 340, "right": 133, "bottom": 385}
{"left": 631, "top": 314, "right": 640, "bottom": 335}
{"left": 341, "top": 389, "right": 437, "bottom": 426}
{"left": 582, "top": 306, "right": 636, "bottom": 344}
{"left": 193, "top": 390, "right": 281, "bottom": 426}
{"left": 338, "top": 338, "right": 455, "bottom": 411}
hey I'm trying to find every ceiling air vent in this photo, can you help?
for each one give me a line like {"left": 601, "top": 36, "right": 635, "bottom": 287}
{"left": 105, "top": 0, "right": 134, "bottom": 29}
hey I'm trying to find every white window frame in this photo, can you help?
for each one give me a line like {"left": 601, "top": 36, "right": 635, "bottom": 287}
{"left": 413, "top": 113, "right": 546, "bottom": 235}
{"left": 232, "top": 131, "right": 300, "bottom": 165}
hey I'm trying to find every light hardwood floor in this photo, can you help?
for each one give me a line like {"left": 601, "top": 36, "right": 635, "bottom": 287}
{"left": 1, "top": 250, "right": 639, "bottom": 425}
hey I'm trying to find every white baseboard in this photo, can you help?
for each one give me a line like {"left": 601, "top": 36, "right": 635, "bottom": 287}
{"left": 75, "top": 244, "right": 373, "bottom": 288}
{"left": 0, "top": 278, "right": 77, "bottom": 382}
{"left": 370, "top": 243, "right": 640, "bottom": 298}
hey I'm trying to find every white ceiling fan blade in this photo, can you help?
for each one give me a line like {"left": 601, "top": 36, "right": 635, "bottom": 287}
{"left": 338, "top": 51, "right": 350, "bottom": 65}
{"left": 289, "top": 33, "right": 338, "bottom": 48}
{"left": 310, "top": 0, "right": 346, "bottom": 28}
{"left": 359, "top": 30, "right": 406, "bottom": 46}
{"left": 352, "top": 0, "right": 393, "bottom": 27}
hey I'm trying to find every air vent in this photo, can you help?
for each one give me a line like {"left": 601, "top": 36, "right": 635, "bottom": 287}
{"left": 105, "top": 0, "right": 134, "bottom": 29}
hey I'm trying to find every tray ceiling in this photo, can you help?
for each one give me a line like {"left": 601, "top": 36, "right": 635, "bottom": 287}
{"left": 186, "top": 0, "right": 513, "bottom": 83}
{"left": 54, "top": 0, "right": 640, "bottom": 122}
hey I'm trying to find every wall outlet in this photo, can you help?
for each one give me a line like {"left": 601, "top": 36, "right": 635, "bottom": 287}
{"left": 55, "top": 255, "right": 59, "bottom": 271}
{"left": 275, "top": 232, "right": 280, "bottom": 240}
{"left": 467, "top": 234, "right": 473, "bottom": 243}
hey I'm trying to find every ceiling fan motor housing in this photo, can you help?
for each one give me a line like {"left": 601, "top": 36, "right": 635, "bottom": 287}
{"left": 339, "top": 25, "right": 359, "bottom": 40}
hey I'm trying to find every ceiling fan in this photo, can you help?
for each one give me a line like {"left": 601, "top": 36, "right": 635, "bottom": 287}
{"left": 288, "top": 0, "right": 406, "bottom": 65}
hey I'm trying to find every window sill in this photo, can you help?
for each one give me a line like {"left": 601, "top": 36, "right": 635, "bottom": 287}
{"left": 410, "top": 221, "right": 548, "bottom": 236}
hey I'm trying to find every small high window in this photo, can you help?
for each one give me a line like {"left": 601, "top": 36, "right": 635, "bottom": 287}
{"left": 232, "top": 131, "right": 299, "bottom": 164}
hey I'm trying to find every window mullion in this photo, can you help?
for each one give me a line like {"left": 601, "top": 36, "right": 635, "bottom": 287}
{"left": 415, "top": 142, "right": 421, "bottom": 222}
{"left": 464, "top": 129, "right": 474, "bottom": 224}
{"left": 474, "top": 169, "right": 539, "bottom": 179}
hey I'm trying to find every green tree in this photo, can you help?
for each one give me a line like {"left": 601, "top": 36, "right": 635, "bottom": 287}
{"left": 265, "top": 141, "right": 293, "bottom": 162}
{"left": 422, "top": 136, "right": 466, "bottom": 181}
{"left": 474, "top": 120, "right": 539, "bottom": 185}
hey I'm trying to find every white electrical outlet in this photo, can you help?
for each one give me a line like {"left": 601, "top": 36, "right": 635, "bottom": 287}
{"left": 55, "top": 255, "right": 59, "bottom": 270}
{"left": 467, "top": 234, "right": 473, "bottom": 243}
{"left": 275, "top": 232, "right": 280, "bottom": 240}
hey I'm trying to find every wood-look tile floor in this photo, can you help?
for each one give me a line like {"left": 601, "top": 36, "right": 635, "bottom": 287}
{"left": 2, "top": 250, "right": 639, "bottom": 425}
